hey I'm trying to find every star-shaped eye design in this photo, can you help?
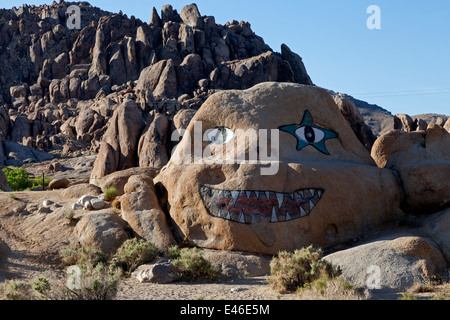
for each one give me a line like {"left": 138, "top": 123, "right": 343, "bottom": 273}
{"left": 279, "top": 111, "right": 339, "bottom": 155}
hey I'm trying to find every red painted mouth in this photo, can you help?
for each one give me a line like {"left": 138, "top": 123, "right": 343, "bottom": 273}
{"left": 200, "top": 186, "right": 324, "bottom": 224}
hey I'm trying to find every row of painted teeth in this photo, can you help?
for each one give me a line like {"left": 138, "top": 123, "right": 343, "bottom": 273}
{"left": 200, "top": 186, "right": 323, "bottom": 209}
{"left": 212, "top": 203, "right": 315, "bottom": 224}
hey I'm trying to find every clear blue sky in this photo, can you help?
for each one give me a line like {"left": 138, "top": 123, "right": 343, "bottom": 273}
{"left": 3, "top": 0, "right": 450, "bottom": 116}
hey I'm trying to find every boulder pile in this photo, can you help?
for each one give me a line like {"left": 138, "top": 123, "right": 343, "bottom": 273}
{"left": 0, "top": 2, "right": 448, "bottom": 296}
{"left": 0, "top": 2, "right": 312, "bottom": 171}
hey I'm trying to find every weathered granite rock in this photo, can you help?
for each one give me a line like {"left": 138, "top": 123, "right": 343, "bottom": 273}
{"left": 156, "top": 82, "right": 403, "bottom": 255}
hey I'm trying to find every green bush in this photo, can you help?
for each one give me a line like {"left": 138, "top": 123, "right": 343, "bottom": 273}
{"left": 104, "top": 187, "right": 118, "bottom": 201}
{"left": 2, "top": 168, "right": 31, "bottom": 191}
{"left": 29, "top": 176, "right": 52, "bottom": 190}
{"left": 2, "top": 168, "right": 51, "bottom": 191}
{"left": 171, "top": 247, "right": 220, "bottom": 282}
{"left": 268, "top": 246, "right": 341, "bottom": 294}
{"left": 113, "top": 239, "right": 159, "bottom": 274}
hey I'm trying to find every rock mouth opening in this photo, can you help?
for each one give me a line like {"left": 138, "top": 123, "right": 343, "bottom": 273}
{"left": 199, "top": 185, "right": 324, "bottom": 225}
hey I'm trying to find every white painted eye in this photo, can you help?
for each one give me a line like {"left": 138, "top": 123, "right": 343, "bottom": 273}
{"left": 206, "top": 127, "right": 235, "bottom": 145}
{"left": 295, "top": 126, "right": 326, "bottom": 144}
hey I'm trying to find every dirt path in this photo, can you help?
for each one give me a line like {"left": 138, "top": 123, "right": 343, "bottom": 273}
{"left": 0, "top": 220, "right": 56, "bottom": 282}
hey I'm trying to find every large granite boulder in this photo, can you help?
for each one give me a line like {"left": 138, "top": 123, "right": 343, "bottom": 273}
{"left": 385, "top": 124, "right": 450, "bottom": 215}
{"left": 155, "top": 82, "right": 403, "bottom": 255}
{"left": 120, "top": 174, "right": 176, "bottom": 252}
{"left": 325, "top": 235, "right": 447, "bottom": 293}
{"left": 370, "top": 129, "right": 406, "bottom": 168}
{"left": 90, "top": 100, "right": 146, "bottom": 185}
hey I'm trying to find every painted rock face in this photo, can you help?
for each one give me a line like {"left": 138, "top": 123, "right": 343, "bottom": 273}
{"left": 156, "top": 82, "right": 402, "bottom": 255}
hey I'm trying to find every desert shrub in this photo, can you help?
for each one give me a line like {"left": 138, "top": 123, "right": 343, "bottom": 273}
{"left": 32, "top": 277, "right": 52, "bottom": 298}
{"left": 60, "top": 245, "right": 108, "bottom": 267}
{"left": 167, "top": 245, "right": 182, "bottom": 260}
{"left": 0, "top": 280, "right": 35, "bottom": 300}
{"left": 171, "top": 247, "right": 220, "bottom": 282}
{"left": 399, "top": 293, "right": 417, "bottom": 300}
{"left": 2, "top": 245, "right": 120, "bottom": 301}
{"left": 57, "top": 246, "right": 120, "bottom": 300}
{"left": 113, "top": 238, "right": 159, "bottom": 274}
{"left": 104, "top": 187, "right": 118, "bottom": 201}
{"left": 431, "top": 294, "right": 450, "bottom": 300}
{"left": 268, "top": 246, "right": 341, "bottom": 294}
{"left": 36, "top": 264, "right": 120, "bottom": 300}
{"left": 65, "top": 262, "right": 120, "bottom": 300}
{"left": 297, "top": 275, "right": 369, "bottom": 300}
{"left": 65, "top": 211, "right": 77, "bottom": 224}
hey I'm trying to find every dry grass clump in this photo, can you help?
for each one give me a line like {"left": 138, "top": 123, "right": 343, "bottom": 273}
{"left": 296, "top": 275, "right": 370, "bottom": 300}
{"left": 60, "top": 245, "right": 108, "bottom": 267}
{"left": 112, "top": 199, "right": 121, "bottom": 210}
{"left": 0, "top": 263, "right": 120, "bottom": 301}
{"left": 268, "top": 246, "right": 370, "bottom": 300}
{"left": 402, "top": 275, "right": 450, "bottom": 300}
{"left": 0, "top": 280, "right": 36, "bottom": 300}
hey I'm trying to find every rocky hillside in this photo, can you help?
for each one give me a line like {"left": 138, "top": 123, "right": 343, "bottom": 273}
{"left": 0, "top": 1, "right": 316, "bottom": 169}
{"left": 0, "top": 1, "right": 448, "bottom": 174}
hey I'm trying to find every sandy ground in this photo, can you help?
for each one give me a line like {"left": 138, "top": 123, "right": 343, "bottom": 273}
{"left": 0, "top": 189, "right": 432, "bottom": 301}
{"left": 0, "top": 158, "right": 443, "bottom": 301}
{"left": 116, "top": 277, "right": 295, "bottom": 301}
{"left": 0, "top": 189, "right": 294, "bottom": 301}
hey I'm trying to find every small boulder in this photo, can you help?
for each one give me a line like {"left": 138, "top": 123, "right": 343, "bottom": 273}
{"left": 202, "top": 250, "right": 271, "bottom": 279}
{"left": 38, "top": 206, "right": 51, "bottom": 214}
{"left": 71, "top": 203, "right": 83, "bottom": 210}
{"left": 48, "top": 178, "right": 70, "bottom": 190}
{"left": 90, "top": 198, "right": 105, "bottom": 210}
{"left": 77, "top": 195, "right": 97, "bottom": 209}
{"left": 48, "top": 161, "right": 63, "bottom": 172}
{"left": 77, "top": 195, "right": 105, "bottom": 210}
{"left": 99, "top": 167, "right": 159, "bottom": 196}
{"left": 42, "top": 200, "right": 54, "bottom": 207}
{"left": 132, "top": 257, "right": 178, "bottom": 284}
{"left": 62, "top": 184, "right": 102, "bottom": 199}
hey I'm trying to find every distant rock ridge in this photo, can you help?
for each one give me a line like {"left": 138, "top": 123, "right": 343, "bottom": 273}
{"left": 0, "top": 1, "right": 314, "bottom": 168}
{"left": 0, "top": 1, "right": 447, "bottom": 177}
